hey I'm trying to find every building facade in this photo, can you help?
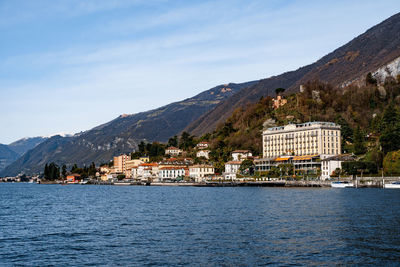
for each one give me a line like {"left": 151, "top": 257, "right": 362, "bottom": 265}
{"left": 196, "top": 150, "right": 210, "bottom": 159}
{"left": 232, "top": 150, "right": 252, "bottom": 161}
{"left": 196, "top": 142, "right": 209, "bottom": 149}
{"left": 158, "top": 167, "right": 187, "bottom": 181}
{"left": 262, "top": 122, "right": 341, "bottom": 159}
{"left": 189, "top": 165, "right": 214, "bottom": 182}
{"left": 165, "top": 147, "right": 183, "bottom": 156}
{"left": 225, "top": 161, "right": 242, "bottom": 174}
{"left": 272, "top": 95, "right": 288, "bottom": 109}
{"left": 321, "top": 154, "right": 355, "bottom": 179}
{"left": 114, "top": 154, "right": 131, "bottom": 173}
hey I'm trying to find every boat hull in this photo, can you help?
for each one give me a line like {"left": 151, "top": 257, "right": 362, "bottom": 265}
{"left": 331, "top": 182, "right": 354, "bottom": 188}
{"left": 384, "top": 183, "right": 400, "bottom": 189}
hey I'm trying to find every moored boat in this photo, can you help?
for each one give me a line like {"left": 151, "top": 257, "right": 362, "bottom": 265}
{"left": 331, "top": 181, "right": 354, "bottom": 188}
{"left": 384, "top": 181, "right": 400, "bottom": 189}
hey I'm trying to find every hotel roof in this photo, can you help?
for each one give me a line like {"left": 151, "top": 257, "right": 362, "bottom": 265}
{"left": 266, "top": 121, "right": 340, "bottom": 131}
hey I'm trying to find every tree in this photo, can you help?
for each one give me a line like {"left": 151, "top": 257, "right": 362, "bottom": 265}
{"left": 380, "top": 103, "right": 400, "bottom": 153}
{"left": 366, "top": 72, "right": 377, "bottom": 85}
{"left": 179, "top": 132, "right": 194, "bottom": 150}
{"left": 382, "top": 102, "right": 399, "bottom": 128}
{"left": 335, "top": 115, "right": 352, "bottom": 142}
{"left": 168, "top": 135, "right": 178, "bottom": 147}
{"left": 19, "top": 174, "right": 29, "bottom": 182}
{"left": 62, "top": 165, "right": 67, "bottom": 178}
{"left": 380, "top": 129, "right": 400, "bottom": 154}
{"left": 138, "top": 141, "right": 146, "bottom": 154}
{"left": 43, "top": 162, "right": 60, "bottom": 180}
{"left": 71, "top": 164, "right": 78, "bottom": 173}
{"left": 44, "top": 164, "right": 49, "bottom": 179}
{"left": 353, "top": 126, "right": 366, "bottom": 155}
{"left": 275, "top": 87, "right": 286, "bottom": 96}
{"left": 239, "top": 159, "right": 255, "bottom": 175}
{"left": 342, "top": 161, "right": 377, "bottom": 175}
{"left": 383, "top": 150, "right": 400, "bottom": 175}
{"left": 88, "top": 162, "right": 96, "bottom": 177}
{"left": 117, "top": 174, "right": 126, "bottom": 180}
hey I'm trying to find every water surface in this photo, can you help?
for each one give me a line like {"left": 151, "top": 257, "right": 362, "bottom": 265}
{"left": 1, "top": 184, "right": 399, "bottom": 266}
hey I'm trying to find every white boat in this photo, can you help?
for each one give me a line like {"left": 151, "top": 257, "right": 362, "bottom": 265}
{"left": 384, "top": 181, "right": 400, "bottom": 189}
{"left": 331, "top": 181, "right": 354, "bottom": 188}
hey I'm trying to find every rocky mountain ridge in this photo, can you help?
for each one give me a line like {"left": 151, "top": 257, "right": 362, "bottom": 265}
{"left": 0, "top": 81, "right": 256, "bottom": 176}
{"left": 186, "top": 12, "right": 400, "bottom": 136}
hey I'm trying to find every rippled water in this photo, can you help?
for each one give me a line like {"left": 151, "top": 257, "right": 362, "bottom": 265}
{"left": 0, "top": 184, "right": 400, "bottom": 266}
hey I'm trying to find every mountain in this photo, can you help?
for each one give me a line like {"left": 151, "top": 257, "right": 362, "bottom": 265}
{"left": 0, "top": 137, "right": 47, "bottom": 173}
{"left": 0, "top": 81, "right": 256, "bottom": 176}
{"left": 185, "top": 12, "right": 400, "bottom": 136}
{"left": 3, "top": 12, "right": 400, "bottom": 176}
{"left": 0, "top": 144, "right": 20, "bottom": 173}
{"left": 8, "top": 137, "right": 48, "bottom": 156}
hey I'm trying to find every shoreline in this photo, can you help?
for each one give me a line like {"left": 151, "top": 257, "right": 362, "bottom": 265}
{"left": 27, "top": 180, "right": 383, "bottom": 188}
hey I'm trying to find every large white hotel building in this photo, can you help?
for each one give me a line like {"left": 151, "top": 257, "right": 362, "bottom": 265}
{"left": 262, "top": 122, "right": 341, "bottom": 159}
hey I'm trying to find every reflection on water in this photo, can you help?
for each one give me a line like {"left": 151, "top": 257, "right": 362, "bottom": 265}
{"left": 0, "top": 184, "right": 399, "bottom": 266}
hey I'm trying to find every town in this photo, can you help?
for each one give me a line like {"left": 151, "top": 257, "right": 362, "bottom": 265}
{"left": 0, "top": 119, "right": 380, "bottom": 187}
{"left": 2, "top": 89, "right": 400, "bottom": 188}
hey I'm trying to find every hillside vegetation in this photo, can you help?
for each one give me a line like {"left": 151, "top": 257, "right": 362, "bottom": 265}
{"left": 201, "top": 74, "right": 400, "bottom": 174}
{"left": 186, "top": 12, "right": 400, "bottom": 136}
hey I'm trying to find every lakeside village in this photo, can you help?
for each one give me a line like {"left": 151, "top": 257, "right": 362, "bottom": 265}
{"left": 3, "top": 117, "right": 399, "bottom": 188}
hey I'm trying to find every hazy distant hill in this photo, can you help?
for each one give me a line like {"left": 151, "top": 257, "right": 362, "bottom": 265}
{"left": 0, "top": 144, "right": 19, "bottom": 173}
{"left": 0, "top": 137, "right": 47, "bottom": 173}
{"left": 8, "top": 137, "right": 48, "bottom": 156}
{"left": 0, "top": 82, "right": 256, "bottom": 176}
{"left": 186, "top": 12, "right": 400, "bottom": 136}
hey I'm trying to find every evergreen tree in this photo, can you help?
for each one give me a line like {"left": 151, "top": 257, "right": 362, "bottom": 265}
{"left": 62, "top": 165, "right": 67, "bottom": 178}
{"left": 275, "top": 87, "right": 286, "bottom": 95}
{"left": 44, "top": 162, "right": 60, "bottom": 180}
{"left": 380, "top": 103, "right": 400, "bottom": 154}
{"left": 138, "top": 141, "right": 146, "bottom": 154}
{"left": 88, "top": 162, "right": 96, "bottom": 176}
{"left": 239, "top": 159, "right": 255, "bottom": 175}
{"left": 179, "top": 132, "right": 194, "bottom": 150}
{"left": 335, "top": 115, "right": 352, "bottom": 142}
{"left": 167, "top": 135, "right": 178, "bottom": 147}
{"left": 44, "top": 163, "right": 49, "bottom": 179}
{"left": 71, "top": 164, "right": 78, "bottom": 173}
{"left": 353, "top": 126, "right": 366, "bottom": 155}
{"left": 366, "top": 72, "right": 377, "bottom": 85}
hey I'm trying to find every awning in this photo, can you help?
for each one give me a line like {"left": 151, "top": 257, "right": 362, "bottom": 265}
{"left": 292, "top": 154, "right": 319, "bottom": 161}
{"left": 275, "top": 157, "right": 291, "bottom": 162}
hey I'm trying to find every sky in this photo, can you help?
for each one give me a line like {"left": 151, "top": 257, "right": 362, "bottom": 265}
{"left": 0, "top": 0, "right": 399, "bottom": 144}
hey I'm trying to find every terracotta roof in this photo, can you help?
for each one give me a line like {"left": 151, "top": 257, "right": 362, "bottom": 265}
{"left": 197, "top": 142, "right": 209, "bottom": 145}
{"left": 160, "top": 166, "right": 188, "bottom": 170}
{"left": 190, "top": 164, "right": 214, "bottom": 168}
{"left": 232, "top": 150, "right": 251, "bottom": 153}
{"left": 166, "top": 147, "right": 180, "bottom": 150}
{"left": 67, "top": 173, "right": 81, "bottom": 177}
{"left": 226, "top": 161, "right": 242, "bottom": 165}
{"left": 139, "top": 163, "right": 158, "bottom": 167}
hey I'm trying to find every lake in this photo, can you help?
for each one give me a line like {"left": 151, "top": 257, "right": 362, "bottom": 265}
{"left": 0, "top": 183, "right": 400, "bottom": 266}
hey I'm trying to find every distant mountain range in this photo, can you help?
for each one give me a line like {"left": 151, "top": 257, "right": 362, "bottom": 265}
{"left": 0, "top": 137, "right": 47, "bottom": 173}
{"left": 2, "top": 12, "right": 400, "bottom": 177}
{"left": 8, "top": 137, "right": 48, "bottom": 156}
{"left": 0, "top": 144, "right": 20, "bottom": 173}
{"left": 0, "top": 82, "right": 256, "bottom": 176}
{"left": 185, "top": 12, "right": 400, "bottom": 136}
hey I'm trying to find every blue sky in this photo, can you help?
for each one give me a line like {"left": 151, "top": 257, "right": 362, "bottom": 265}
{"left": 0, "top": 0, "right": 399, "bottom": 144}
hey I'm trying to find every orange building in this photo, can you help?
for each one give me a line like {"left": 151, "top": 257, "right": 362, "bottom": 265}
{"left": 66, "top": 174, "right": 81, "bottom": 184}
